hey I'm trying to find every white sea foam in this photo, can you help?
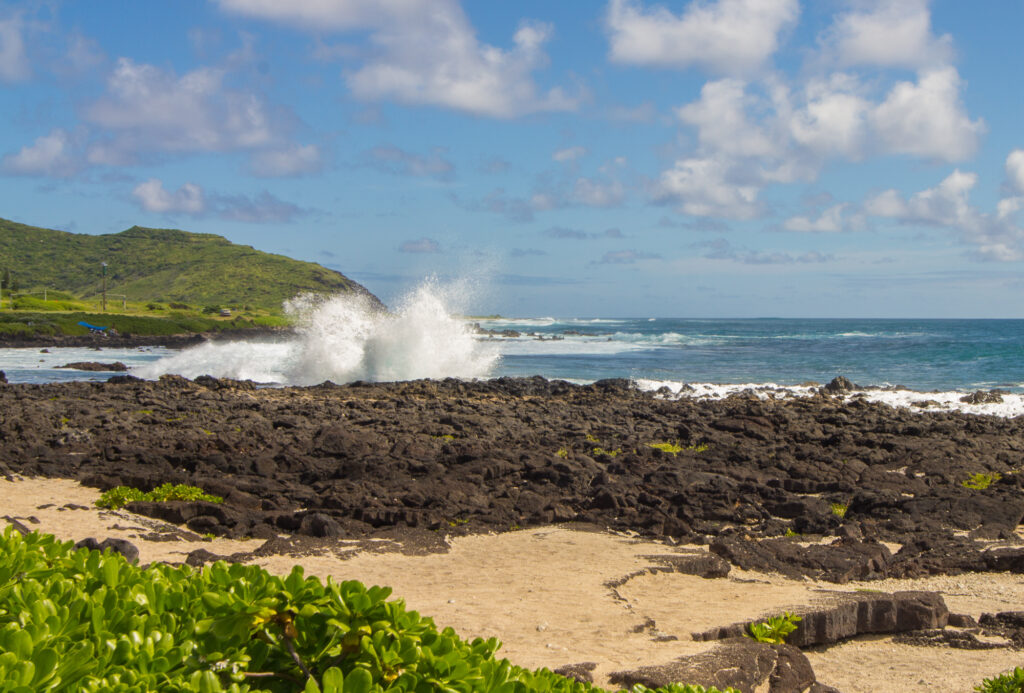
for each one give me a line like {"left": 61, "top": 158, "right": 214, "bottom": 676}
{"left": 634, "top": 379, "right": 1024, "bottom": 417}
{"left": 136, "top": 283, "right": 499, "bottom": 385}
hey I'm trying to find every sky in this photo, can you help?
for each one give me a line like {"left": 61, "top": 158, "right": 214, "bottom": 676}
{"left": 1, "top": 0, "right": 1023, "bottom": 318}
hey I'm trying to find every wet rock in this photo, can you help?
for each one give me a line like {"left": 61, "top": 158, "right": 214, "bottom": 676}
{"left": 823, "top": 376, "right": 857, "bottom": 393}
{"left": 959, "top": 390, "right": 1005, "bottom": 404}
{"left": 56, "top": 361, "right": 128, "bottom": 371}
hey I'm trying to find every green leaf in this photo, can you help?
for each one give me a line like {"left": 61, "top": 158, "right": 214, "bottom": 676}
{"left": 322, "top": 667, "right": 344, "bottom": 693}
{"left": 344, "top": 667, "right": 373, "bottom": 693}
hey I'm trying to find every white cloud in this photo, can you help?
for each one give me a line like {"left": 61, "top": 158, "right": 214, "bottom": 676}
{"left": 0, "top": 16, "right": 30, "bottom": 83}
{"left": 132, "top": 179, "right": 206, "bottom": 214}
{"left": 249, "top": 144, "right": 323, "bottom": 177}
{"left": 866, "top": 169, "right": 977, "bottom": 226}
{"left": 605, "top": 0, "right": 799, "bottom": 75}
{"left": 869, "top": 67, "right": 984, "bottom": 162}
{"left": 864, "top": 168, "right": 1024, "bottom": 261}
{"left": 132, "top": 178, "right": 303, "bottom": 222}
{"left": 572, "top": 178, "right": 625, "bottom": 207}
{"left": 553, "top": 146, "right": 587, "bottom": 163}
{"left": 218, "top": 0, "right": 579, "bottom": 118}
{"left": 1, "top": 129, "right": 79, "bottom": 177}
{"left": 676, "top": 79, "right": 777, "bottom": 157}
{"left": 783, "top": 203, "right": 848, "bottom": 232}
{"left": 786, "top": 74, "right": 868, "bottom": 158}
{"left": 85, "top": 58, "right": 275, "bottom": 159}
{"left": 823, "top": 0, "right": 952, "bottom": 70}
{"left": 657, "top": 157, "right": 761, "bottom": 219}
{"left": 1005, "top": 149, "right": 1024, "bottom": 195}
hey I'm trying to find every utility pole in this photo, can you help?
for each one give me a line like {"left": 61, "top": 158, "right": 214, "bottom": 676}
{"left": 102, "top": 262, "right": 107, "bottom": 312}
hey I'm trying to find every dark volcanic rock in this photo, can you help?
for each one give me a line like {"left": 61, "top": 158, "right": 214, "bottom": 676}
{"left": 693, "top": 590, "right": 949, "bottom": 649}
{"left": 2, "top": 374, "right": 1024, "bottom": 581}
{"left": 609, "top": 638, "right": 818, "bottom": 693}
{"left": 74, "top": 537, "right": 140, "bottom": 564}
{"left": 56, "top": 361, "right": 128, "bottom": 372}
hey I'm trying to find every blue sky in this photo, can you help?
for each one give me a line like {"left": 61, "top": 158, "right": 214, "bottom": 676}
{"left": 1, "top": 0, "right": 1023, "bottom": 318}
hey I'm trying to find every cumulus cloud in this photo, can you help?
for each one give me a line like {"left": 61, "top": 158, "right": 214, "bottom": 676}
{"left": 0, "top": 16, "right": 30, "bottom": 83}
{"left": 656, "top": 156, "right": 761, "bottom": 219}
{"left": 605, "top": 0, "right": 799, "bottom": 75}
{"left": 657, "top": 63, "right": 983, "bottom": 219}
{"left": 84, "top": 58, "right": 276, "bottom": 161}
{"left": 399, "top": 238, "right": 441, "bottom": 253}
{"left": 364, "top": 145, "right": 454, "bottom": 181}
{"left": 823, "top": 0, "right": 952, "bottom": 70}
{"left": 1, "top": 129, "right": 80, "bottom": 177}
{"left": 864, "top": 167, "right": 1024, "bottom": 261}
{"left": 1005, "top": 149, "right": 1024, "bottom": 195}
{"left": 132, "top": 178, "right": 206, "bottom": 214}
{"left": 249, "top": 144, "right": 323, "bottom": 177}
{"left": 132, "top": 178, "right": 303, "bottom": 222}
{"left": 217, "top": 0, "right": 579, "bottom": 118}
{"left": 869, "top": 67, "right": 984, "bottom": 162}
{"left": 783, "top": 203, "right": 849, "bottom": 233}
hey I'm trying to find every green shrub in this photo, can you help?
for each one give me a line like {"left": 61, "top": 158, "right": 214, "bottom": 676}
{"left": 647, "top": 442, "right": 708, "bottom": 456}
{"left": 746, "top": 612, "right": 802, "bottom": 644}
{"left": 962, "top": 472, "right": 1002, "bottom": 490}
{"left": 0, "top": 528, "right": 740, "bottom": 693}
{"left": 829, "top": 503, "right": 848, "bottom": 518}
{"left": 96, "top": 483, "right": 223, "bottom": 510}
{"left": 976, "top": 667, "right": 1024, "bottom": 692}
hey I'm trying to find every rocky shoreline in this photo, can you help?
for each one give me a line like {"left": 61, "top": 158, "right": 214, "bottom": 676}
{"left": 1, "top": 374, "right": 1023, "bottom": 584}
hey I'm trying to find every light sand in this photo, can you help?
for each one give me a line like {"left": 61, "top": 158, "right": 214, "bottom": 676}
{"left": 2, "top": 477, "right": 1022, "bottom": 692}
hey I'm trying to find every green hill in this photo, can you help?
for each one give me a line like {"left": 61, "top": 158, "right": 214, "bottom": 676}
{"left": 0, "top": 217, "right": 382, "bottom": 311}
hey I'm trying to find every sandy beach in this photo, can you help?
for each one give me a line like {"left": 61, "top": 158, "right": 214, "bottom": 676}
{"left": 3, "top": 476, "right": 1022, "bottom": 693}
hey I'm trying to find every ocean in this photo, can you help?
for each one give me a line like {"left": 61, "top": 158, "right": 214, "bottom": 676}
{"left": 2, "top": 290, "right": 1022, "bottom": 416}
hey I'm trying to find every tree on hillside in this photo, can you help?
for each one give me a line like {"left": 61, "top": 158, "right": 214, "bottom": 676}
{"left": 1, "top": 268, "right": 9, "bottom": 290}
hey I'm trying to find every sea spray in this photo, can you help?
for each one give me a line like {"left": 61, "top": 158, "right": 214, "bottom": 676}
{"left": 135, "top": 282, "right": 499, "bottom": 385}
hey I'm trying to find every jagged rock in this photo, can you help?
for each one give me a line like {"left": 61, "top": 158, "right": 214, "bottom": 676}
{"left": 609, "top": 638, "right": 819, "bottom": 693}
{"left": 709, "top": 537, "right": 890, "bottom": 583}
{"left": 56, "top": 361, "right": 128, "bottom": 371}
{"left": 959, "top": 390, "right": 1005, "bottom": 404}
{"left": 823, "top": 376, "right": 857, "bottom": 393}
{"left": 552, "top": 662, "right": 596, "bottom": 683}
{"left": 693, "top": 591, "right": 949, "bottom": 649}
{"left": 644, "top": 553, "right": 731, "bottom": 578}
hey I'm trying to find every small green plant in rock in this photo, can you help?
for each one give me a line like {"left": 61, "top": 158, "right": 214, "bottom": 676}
{"left": 97, "top": 483, "right": 223, "bottom": 509}
{"left": 556, "top": 448, "right": 569, "bottom": 458}
{"left": 963, "top": 472, "right": 1002, "bottom": 490}
{"left": 976, "top": 666, "right": 1024, "bottom": 692}
{"left": 431, "top": 434, "right": 455, "bottom": 441}
{"left": 648, "top": 441, "right": 708, "bottom": 455}
{"left": 746, "top": 612, "right": 802, "bottom": 644}
{"left": 585, "top": 433, "right": 600, "bottom": 443}
{"left": 784, "top": 528, "right": 799, "bottom": 537}
{"left": 592, "top": 447, "right": 621, "bottom": 458}
{"left": 830, "top": 502, "right": 848, "bottom": 518}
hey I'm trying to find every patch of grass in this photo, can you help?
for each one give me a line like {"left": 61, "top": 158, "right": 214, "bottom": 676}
{"left": 592, "top": 447, "right": 621, "bottom": 458}
{"left": 963, "top": 472, "right": 1002, "bottom": 490}
{"left": 746, "top": 612, "right": 802, "bottom": 644}
{"left": 431, "top": 434, "right": 455, "bottom": 441}
{"left": 830, "top": 502, "right": 849, "bottom": 518}
{"left": 585, "top": 433, "right": 600, "bottom": 443}
{"left": 647, "top": 441, "right": 708, "bottom": 455}
{"left": 556, "top": 448, "right": 569, "bottom": 458}
{"left": 96, "top": 483, "right": 223, "bottom": 510}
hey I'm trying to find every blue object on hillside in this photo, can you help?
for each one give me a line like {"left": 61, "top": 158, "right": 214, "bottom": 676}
{"left": 77, "top": 321, "right": 108, "bottom": 332}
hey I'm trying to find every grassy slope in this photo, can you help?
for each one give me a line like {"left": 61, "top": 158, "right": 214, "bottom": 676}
{"left": 0, "top": 217, "right": 379, "bottom": 311}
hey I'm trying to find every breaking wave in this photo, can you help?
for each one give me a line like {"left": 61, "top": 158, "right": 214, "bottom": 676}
{"left": 135, "top": 282, "right": 499, "bottom": 385}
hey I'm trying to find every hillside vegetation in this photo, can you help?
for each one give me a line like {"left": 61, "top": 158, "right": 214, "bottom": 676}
{"left": 0, "top": 217, "right": 379, "bottom": 312}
